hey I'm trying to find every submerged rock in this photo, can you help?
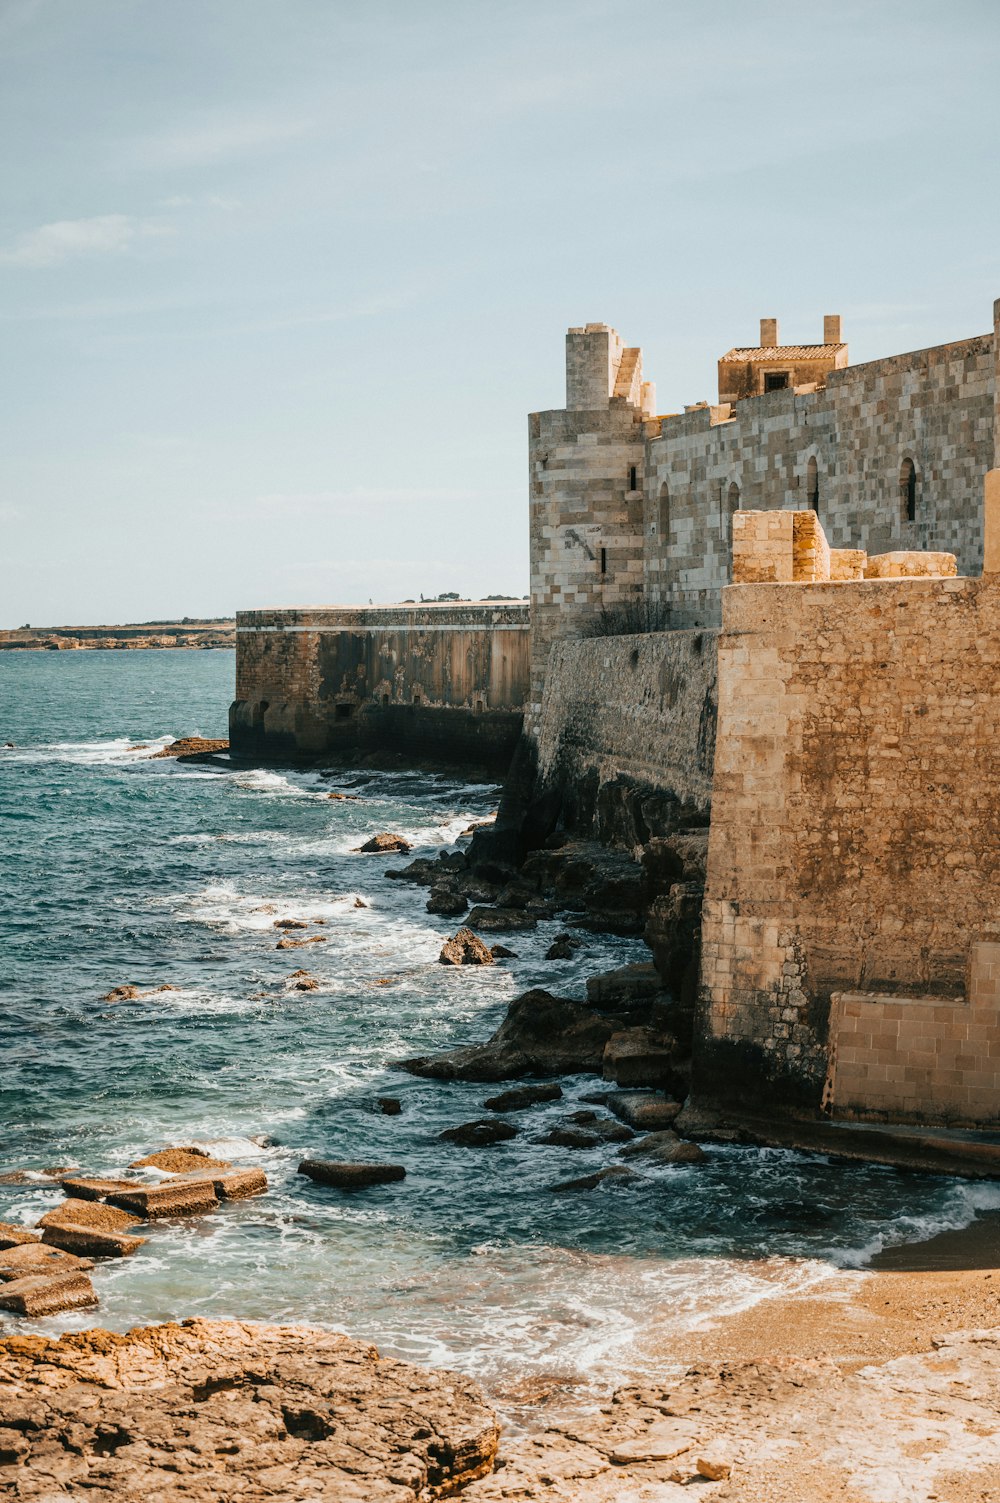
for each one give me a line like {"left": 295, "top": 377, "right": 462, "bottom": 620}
{"left": 427, "top": 886, "right": 468, "bottom": 916}
{"left": 375, "top": 1097, "right": 402, "bottom": 1115}
{"left": 298, "top": 1159, "right": 406, "bottom": 1189}
{"left": 545, "top": 933, "right": 583, "bottom": 961}
{"left": 439, "top": 928, "right": 494, "bottom": 966}
{"left": 274, "top": 917, "right": 309, "bottom": 930}
{"left": 398, "top": 989, "right": 615, "bottom": 1082}
{"left": 276, "top": 934, "right": 327, "bottom": 949}
{"left": 619, "top": 1130, "right": 707, "bottom": 1165}
{"left": 439, "top": 1120, "right": 519, "bottom": 1148}
{"left": 465, "top": 906, "right": 538, "bottom": 932}
{"left": 604, "top": 1092, "right": 684, "bottom": 1131}
{"left": 149, "top": 738, "right": 229, "bottom": 760}
{"left": 0, "top": 1318, "right": 499, "bottom": 1497}
{"left": 288, "top": 969, "right": 320, "bottom": 991}
{"left": 548, "top": 1165, "right": 638, "bottom": 1193}
{"left": 489, "top": 943, "right": 517, "bottom": 960}
{"left": 355, "top": 832, "right": 412, "bottom": 855}
{"left": 483, "top": 1084, "right": 563, "bottom": 1113}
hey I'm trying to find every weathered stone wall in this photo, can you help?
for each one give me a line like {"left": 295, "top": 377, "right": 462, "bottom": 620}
{"left": 531, "top": 628, "right": 717, "bottom": 844}
{"left": 230, "top": 603, "right": 530, "bottom": 769}
{"left": 696, "top": 572, "right": 1000, "bottom": 1119}
{"left": 645, "top": 333, "right": 995, "bottom": 627}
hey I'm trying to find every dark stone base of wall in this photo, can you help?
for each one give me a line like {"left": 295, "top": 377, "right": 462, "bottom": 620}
{"left": 229, "top": 699, "right": 524, "bottom": 776}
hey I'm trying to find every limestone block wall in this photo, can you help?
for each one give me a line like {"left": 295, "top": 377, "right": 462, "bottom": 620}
{"left": 824, "top": 944, "right": 1000, "bottom": 1126}
{"left": 532, "top": 628, "right": 717, "bottom": 839}
{"left": 696, "top": 573, "right": 1000, "bottom": 1118}
{"left": 644, "top": 332, "right": 995, "bottom": 627}
{"left": 231, "top": 603, "right": 530, "bottom": 768}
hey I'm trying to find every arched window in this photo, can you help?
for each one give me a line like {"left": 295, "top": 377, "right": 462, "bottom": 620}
{"left": 807, "top": 457, "right": 819, "bottom": 513}
{"left": 658, "top": 482, "right": 670, "bottom": 543}
{"left": 900, "top": 458, "right": 917, "bottom": 523}
{"left": 727, "top": 481, "right": 741, "bottom": 532}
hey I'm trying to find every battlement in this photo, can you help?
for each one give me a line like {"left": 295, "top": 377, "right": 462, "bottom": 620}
{"left": 730, "top": 510, "right": 958, "bottom": 586}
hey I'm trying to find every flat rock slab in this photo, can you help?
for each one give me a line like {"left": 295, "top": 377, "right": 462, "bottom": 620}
{"left": 37, "top": 1198, "right": 142, "bottom": 1232}
{"left": 58, "top": 1176, "right": 144, "bottom": 1202}
{"left": 465, "top": 906, "right": 538, "bottom": 932}
{"left": 603, "top": 1092, "right": 684, "bottom": 1130}
{"left": 41, "top": 1223, "right": 147, "bottom": 1258}
{"left": 0, "top": 1318, "right": 498, "bottom": 1500}
{"left": 105, "top": 1180, "right": 219, "bottom": 1219}
{"left": 171, "top": 1166, "right": 268, "bottom": 1200}
{"left": 130, "top": 1147, "right": 231, "bottom": 1173}
{"left": 0, "top": 1223, "right": 39, "bottom": 1250}
{"left": 0, "top": 1270, "right": 98, "bottom": 1316}
{"left": 298, "top": 1159, "right": 406, "bottom": 1189}
{"left": 0, "top": 1243, "right": 94, "bottom": 1279}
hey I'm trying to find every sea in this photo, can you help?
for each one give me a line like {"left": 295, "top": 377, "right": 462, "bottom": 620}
{"left": 3, "top": 649, "right": 998, "bottom": 1405}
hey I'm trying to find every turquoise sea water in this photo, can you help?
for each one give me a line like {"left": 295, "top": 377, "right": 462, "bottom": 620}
{"left": 2, "top": 649, "right": 998, "bottom": 1400}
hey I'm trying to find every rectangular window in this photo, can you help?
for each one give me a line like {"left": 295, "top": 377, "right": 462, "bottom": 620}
{"left": 600, "top": 547, "right": 607, "bottom": 575}
{"left": 764, "top": 371, "right": 790, "bottom": 392}
{"left": 628, "top": 464, "right": 638, "bottom": 491}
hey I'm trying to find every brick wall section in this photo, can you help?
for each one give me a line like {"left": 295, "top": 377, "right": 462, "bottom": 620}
{"left": 696, "top": 574, "right": 1000, "bottom": 1118}
{"left": 825, "top": 943, "right": 1000, "bottom": 1126}
{"left": 644, "top": 332, "right": 994, "bottom": 626}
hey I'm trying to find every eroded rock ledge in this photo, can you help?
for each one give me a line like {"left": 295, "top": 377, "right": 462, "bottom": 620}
{"left": 0, "top": 1318, "right": 499, "bottom": 1501}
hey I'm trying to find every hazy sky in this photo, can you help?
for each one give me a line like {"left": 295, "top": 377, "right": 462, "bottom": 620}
{"left": 2, "top": 0, "right": 998, "bottom": 625}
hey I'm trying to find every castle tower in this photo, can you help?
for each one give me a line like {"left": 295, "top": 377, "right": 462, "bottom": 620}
{"left": 527, "top": 325, "right": 654, "bottom": 729}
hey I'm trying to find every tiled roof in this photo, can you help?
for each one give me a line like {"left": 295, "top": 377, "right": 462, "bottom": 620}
{"left": 720, "top": 344, "right": 846, "bottom": 362}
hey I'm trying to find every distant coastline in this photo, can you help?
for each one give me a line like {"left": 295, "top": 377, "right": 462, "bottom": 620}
{"left": 0, "top": 620, "right": 235, "bottom": 651}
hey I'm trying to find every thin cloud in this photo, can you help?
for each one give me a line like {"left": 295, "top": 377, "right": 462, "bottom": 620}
{"left": 0, "top": 214, "right": 166, "bottom": 269}
{"left": 246, "top": 488, "right": 515, "bottom": 520}
{"left": 127, "top": 113, "right": 312, "bottom": 170}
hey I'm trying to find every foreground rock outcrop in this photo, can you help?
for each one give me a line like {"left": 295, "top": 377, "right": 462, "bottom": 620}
{"left": 0, "top": 1318, "right": 499, "bottom": 1501}
{"left": 399, "top": 989, "right": 614, "bottom": 1081}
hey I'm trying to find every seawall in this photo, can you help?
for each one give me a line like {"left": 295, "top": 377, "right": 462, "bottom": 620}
{"left": 230, "top": 603, "right": 530, "bottom": 771}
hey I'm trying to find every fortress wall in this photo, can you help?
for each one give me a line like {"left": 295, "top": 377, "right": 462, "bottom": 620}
{"left": 696, "top": 574, "right": 1000, "bottom": 1120}
{"left": 230, "top": 604, "right": 530, "bottom": 769}
{"left": 532, "top": 628, "right": 717, "bottom": 843}
{"left": 645, "top": 333, "right": 994, "bottom": 627}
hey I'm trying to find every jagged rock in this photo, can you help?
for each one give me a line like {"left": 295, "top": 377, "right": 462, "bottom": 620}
{"left": 489, "top": 944, "right": 517, "bottom": 959}
{"left": 0, "top": 1223, "right": 39, "bottom": 1249}
{"left": 385, "top": 856, "right": 445, "bottom": 884}
{"left": 466, "top": 906, "right": 538, "bottom": 932}
{"left": 355, "top": 832, "right": 412, "bottom": 854}
{"left": 0, "top": 1318, "right": 499, "bottom": 1497}
{"left": 289, "top": 970, "right": 320, "bottom": 990}
{"left": 276, "top": 934, "right": 326, "bottom": 949}
{"left": 620, "top": 1130, "right": 707, "bottom": 1165}
{"left": 398, "top": 989, "right": 616, "bottom": 1082}
{"left": 439, "top": 928, "right": 494, "bottom": 966}
{"left": 149, "top": 737, "right": 229, "bottom": 760}
{"left": 483, "top": 1084, "right": 563, "bottom": 1112}
{"left": 427, "top": 886, "right": 468, "bottom": 916}
{"left": 102, "top": 983, "right": 180, "bottom": 1003}
{"left": 0, "top": 1271, "right": 98, "bottom": 1316}
{"left": 585, "top": 962, "right": 663, "bottom": 1010}
{"left": 548, "top": 1165, "right": 638, "bottom": 1193}
{"left": 603, "top": 1092, "right": 684, "bottom": 1130}
{"left": 545, "top": 933, "right": 583, "bottom": 960}
{"left": 536, "top": 1113, "right": 632, "bottom": 1149}
{"left": 327, "top": 791, "right": 360, "bottom": 800}
{"left": 37, "top": 1199, "right": 141, "bottom": 1232}
{"left": 439, "top": 1120, "right": 518, "bottom": 1147}
{"left": 274, "top": 917, "right": 309, "bottom": 929}
{"left": 644, "top": 880, "right": 705, "bottom": 1019}
{"left": 375, "top": 1097, "right": 402, "bottom": 1115}
{"left": 298, "top": 1159, "right": 406, "bottom": 1188}
{"left": 354, "top": 897, "right": 368, "bottom": 908}
{"left": 603, "top": 1026, "right": 676, "bottom": 1087}
{"left": 130, "top": 1147, "right": 230, "bottom": 1173}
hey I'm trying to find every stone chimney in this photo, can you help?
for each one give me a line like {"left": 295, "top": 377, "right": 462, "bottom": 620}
{"left": 824, "top": 314, "right": 843, "bottom": 344}
{"left": 760, "top": 318, "right": 779, "bottom": 348}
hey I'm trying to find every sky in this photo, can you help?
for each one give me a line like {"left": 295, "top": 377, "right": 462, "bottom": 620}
{"left": 1, "top": 0, "right": 998, "bottom": 626}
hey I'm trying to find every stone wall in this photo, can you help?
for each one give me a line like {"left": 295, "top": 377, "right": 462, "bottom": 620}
{"left": 645, "top": 332, "right": 995, "bottom": 627}
{"left": 230, "top": 603, "right": 530, "bottom": 770}
{"left": 696, "top": 570, "right": 1000, "bottom": 1120}
{"left": 531, "top": 628, "right": 717, "bottom": 844}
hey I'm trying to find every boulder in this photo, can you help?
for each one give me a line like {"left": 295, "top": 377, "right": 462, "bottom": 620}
{"left": 274, "top": 918, "right": 309, "bottom": 930}
{"left": 298, "top": 1159, "right": 406, "bottom": 1189}
{"left": 102, "top": 983, "right": 180, "bottom": 1003}
{"left": 276, "top": 934, "right": 326, "bottom": 949}
{"left": 604, "top": 1092, "right": 684, "bottom": 1131}
{"left": 0, "top": 1271, "right": 98, "bottom": 1316}
{"left": 0, "top": 1318, "right": 499, "bottom": 1497}
{"left": 603, "top": 1026, "right": 677, "bottom": 1088}
{"left": 439, "top": 928, "right": 494, "bottom": 967}
{"left": 585, "top": 962, "right": 664, "bottom": 1011}
{"left": 0, "top": 1223, "right": 39, "bottom": 1250}
{"left": 536, "top": 1113, "right": 632, "bottom": 1149}
{"left": 398, "top": 989, "right": 616, "bottom": 1082}
{"left": 620, "top": 1130, "right": 707, "bottom": 1165}
{"left": 439, "top": 1120, "right": 518, "bottom": 1148}
{"left": 375, "top": 1097, "right": 402, "bottom": 1115}
{"left": 130, "top": 1147, "right": 231, "bottom": 1174}
{"left": 465, "top": 906, "right": 538, "bottom": 932}
{"left": 355, "top": 833, "right": 412, "bottom": 855}
{"left": 427, "top": 887, "right": 468, "bottom": 916}
{"left": 545, "top": 934, "right": 582, "bottom": 961}
{"left": 489, "top": 944, "right": 517, "bottom": 960}
{"left": 548, "top": 1165, "right": 638, "bottom": 1193}
{"left": 483, "top": 1084, "right": 563, "bottom": 1113}
{"left": 289, "top": 970, "right": 320, "bottom": 991}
